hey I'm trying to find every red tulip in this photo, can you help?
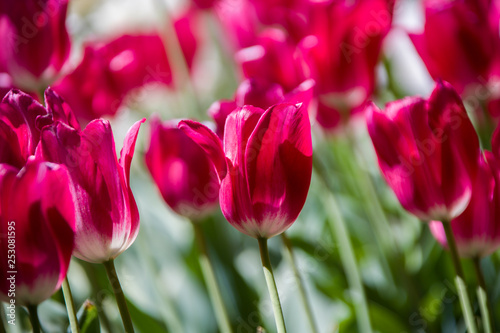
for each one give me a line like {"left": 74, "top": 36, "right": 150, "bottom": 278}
{"left": 429, "top": 152, "right": 500, "bottom": 258}
{"left": 0, "top": 159, "right": 75, "bottom": 306}
{"left": 0, "top": 88, "right": 78, "bottom": 169}
{"left": 366, "top": 81, "right": 480, "bottom": 221}
{"left": 37, "top": 118, "right": 145, "bottom": 263}
{"left": 301, "top": 0, "right": 392, "bottom": 130}
{"left": 181, "top": 101, "right": 312, "bottom": 238}
{"left": 145, "top": 117, "right": 222, "bottom": 219}
{"left": 0, "top": 0, "right": 70, "bottom": 89}
{"left": 409, "top": 0, "right": 500, "bottom": 93}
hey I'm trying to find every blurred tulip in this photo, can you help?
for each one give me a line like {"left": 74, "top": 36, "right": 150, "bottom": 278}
{"left": 0, "top": 88, "right": 77, "bottom": 169}
{"left": 366, "top": 81, "right": 480, "bottom": 221}
{"left": 181, "top": 101, "right": 312, "bottom": 239}
{"left": 0, "top": 159, "right": 76, "bottom": 306}
{"left": 214, "top": 0, "right": 260, "bottom": 50}
{"left": 38, "top": 118, "right": 145, "bottom": 263}
{"left": 53, "top": 34, "right": 172, "bottom": 122}
{"left": 301, "top": 0, "right": 392, "bottom": 130}
{"left": 429, "top": 152, "right": 500, "bottom": 258}
{"left": 145, "top": 117, "right": 221, "bottom": 219}
{"left": 409, "top": 0, "right": 500, "bottom": 93}
{"left": 236, "top": 28, "right": 310, "bottom": 92}
{"left": 0, "top": 0, "right": 70, "bottom": 89}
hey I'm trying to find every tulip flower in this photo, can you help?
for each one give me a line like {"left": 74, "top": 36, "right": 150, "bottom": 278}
{"left": 53, "top": 34, "right": 171, "bottom": 122}
{"left": 0, "top": 88, "right": 78, "bottom": 169}
{"left": 0, "top": 159, "right": 76, "bottom": 307}
{"left": 145, "top": 117, "right": 222, "bottom": 219}
{"left": 300, "top": 0, "right": 392, "bottom": 130}
{"left": 0, "top": 0, "right": 71, "bottom": 89}
{"left": 236, "top": 28, "right": 309, "bottom": 92}
{"left": 429, "top": 152, "right": 500, "bottom": 258}
{"left": 181, "top": 100, "right": 312, "bottom": 332}
{"left": 38, "top": 118, "right": 144, "bottom": 263}
{"left": 181, "top": 101, "right": 312, "bottom": 238}
{"left": 409, "top": 0, "right": 500, "bottom": 93}
{"left": 366, "top": 80, "right": 480, "bottom": 222}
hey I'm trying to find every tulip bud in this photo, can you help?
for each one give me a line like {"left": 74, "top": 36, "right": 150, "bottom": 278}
{"left": 145, "top": 117, "right": 221, "bottom": 219}
{"left": 181, "top": 101, "right": 313, "bottom": 238}
{"left": 366, "top": 80, "right": 480, "bottom": 221}
{"left": 38, "top": 118, "right": 145, "bottom": 263}
{"left": 0, "top": 159, "right": 76, "bottom": 306}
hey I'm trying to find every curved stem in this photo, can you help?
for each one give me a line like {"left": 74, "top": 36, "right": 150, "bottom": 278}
{"left": 257, "top": 238, "right": 287, "bottom": 333}
{"left": 280, "top": 233, "right": 318, "bottom": 333}
{"left": 103, "top": 259, "right": 135, "bottom": 333}
{"left": 27, "top": 305, "right": 40, "bottom": 333}
{"left": 62, "top": 277, "right": 80, "bottom": 333}
{"left": 192, "top": 222, "right": 233, "bottom": 333}
{"left": 441, "top": 221, "right": 477, "bottom": 333}
{"left": 473, "top": 257, "right": 494, "bottom": 333}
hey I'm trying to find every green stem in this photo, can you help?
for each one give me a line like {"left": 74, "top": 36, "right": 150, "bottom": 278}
{"left": 441, "top": 221, "right": 477, "bottom": 333}
{"left": 473, "top": 257, "right": 494, "bottom": 333}
{"left": 280, "top": 233, "right": 318, "bottom": 333}
{"left": 192, "top": 222, "right": 233, "bottom": 333}
{"left": 313, "top": 153, "right": 372, "bottom": 332}
{"left": 257, "top": 238, "right": 287, "bottom": 333}
{"left": 27, "top": 305, "right": 41, "bottom": 333}
{"left": 0, "top": 305, "right": 7, "bottom": 333}
{"left": 103, "top": 259, "right": 135, "bottom": 333}
{"left": 323, "top": 190, "right": 373, "bottom": 333}
{"left": 62, "top": 277, "right": 80, "bottom": 333}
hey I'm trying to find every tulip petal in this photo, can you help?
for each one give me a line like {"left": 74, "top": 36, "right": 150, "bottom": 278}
{"left": 178, "top": 119, "right": 228, "bottom": 181}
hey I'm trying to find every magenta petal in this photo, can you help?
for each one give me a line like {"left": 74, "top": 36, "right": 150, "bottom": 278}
{"left": 0, "top": 160, "right": 75, "bottom": 306}
{"left": 242, "top": 102, "right": 312, "bottom": 238}
{"left": 146, "top": 117, "right": 220, "bottom": 218}
{"left": 178, "top": 120, "right": 227, "bottom": 181}
{"left": 207, "top": 100, "right": 237, "bottom": 139}
{"left": 44, "top": 88, "right": 80, "bottom": 130}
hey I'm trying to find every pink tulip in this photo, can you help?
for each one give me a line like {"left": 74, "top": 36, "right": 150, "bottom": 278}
{"left": 236, "top": 28, "right": 309, "bottom": 92}
{"left": 145, "top": 117, "right": 222, "bottom": 219}
{"left": 366, "top": 81, "right": 480, "bottom": 221}
{"left": 53, "top": 33, "right": 172, "bottom": 122}
{"left": 181, "top": 101, "right": 312, "bottom": 238}
{"left": 37, "top": 118, "right": 145, "bottom": 263}
{"left": 429, "top": 152, "right": 500, "bottom": 258}
{"left": 301, "top": 0, "right": 392, "bottom": 130}
{"left": 409, "top": 0, "right": 500, "bottom": 93}
{"left": 0, "top": 0, "right": 70, "bottom": 88}
{"left": 0, "top": 88, "right": 78, "bottom": 169}
{"left": 0, "top": 159, "right": 76, "bottom": 306}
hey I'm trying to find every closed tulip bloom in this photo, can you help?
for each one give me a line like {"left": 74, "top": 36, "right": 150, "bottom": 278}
{"left": 0, "top": 159, "right": 76, "bottom": 306}
{"left": 38, "top": 118, "right": 145, "bottom": 263}
{"left": 0, "top": 0, "right": 71, "bottom": 89}
{"left": 409, "top": 0, "right": 500, "bottom": 93}
{"left": 429, "top": 152, "right": 500, "bottom": 257}
{"left": 366, "top": 81, "right": 480, "bottom": 221}
{"left": 145, "top": 117, "right": 221, "bottom": 219}
{"left": 181, "top": 101, "right": 312, "bottom": 239}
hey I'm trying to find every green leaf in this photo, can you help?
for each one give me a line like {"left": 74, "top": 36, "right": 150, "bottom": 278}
{"left": 67, "top": 300, "right": 100, "bottom": 333}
